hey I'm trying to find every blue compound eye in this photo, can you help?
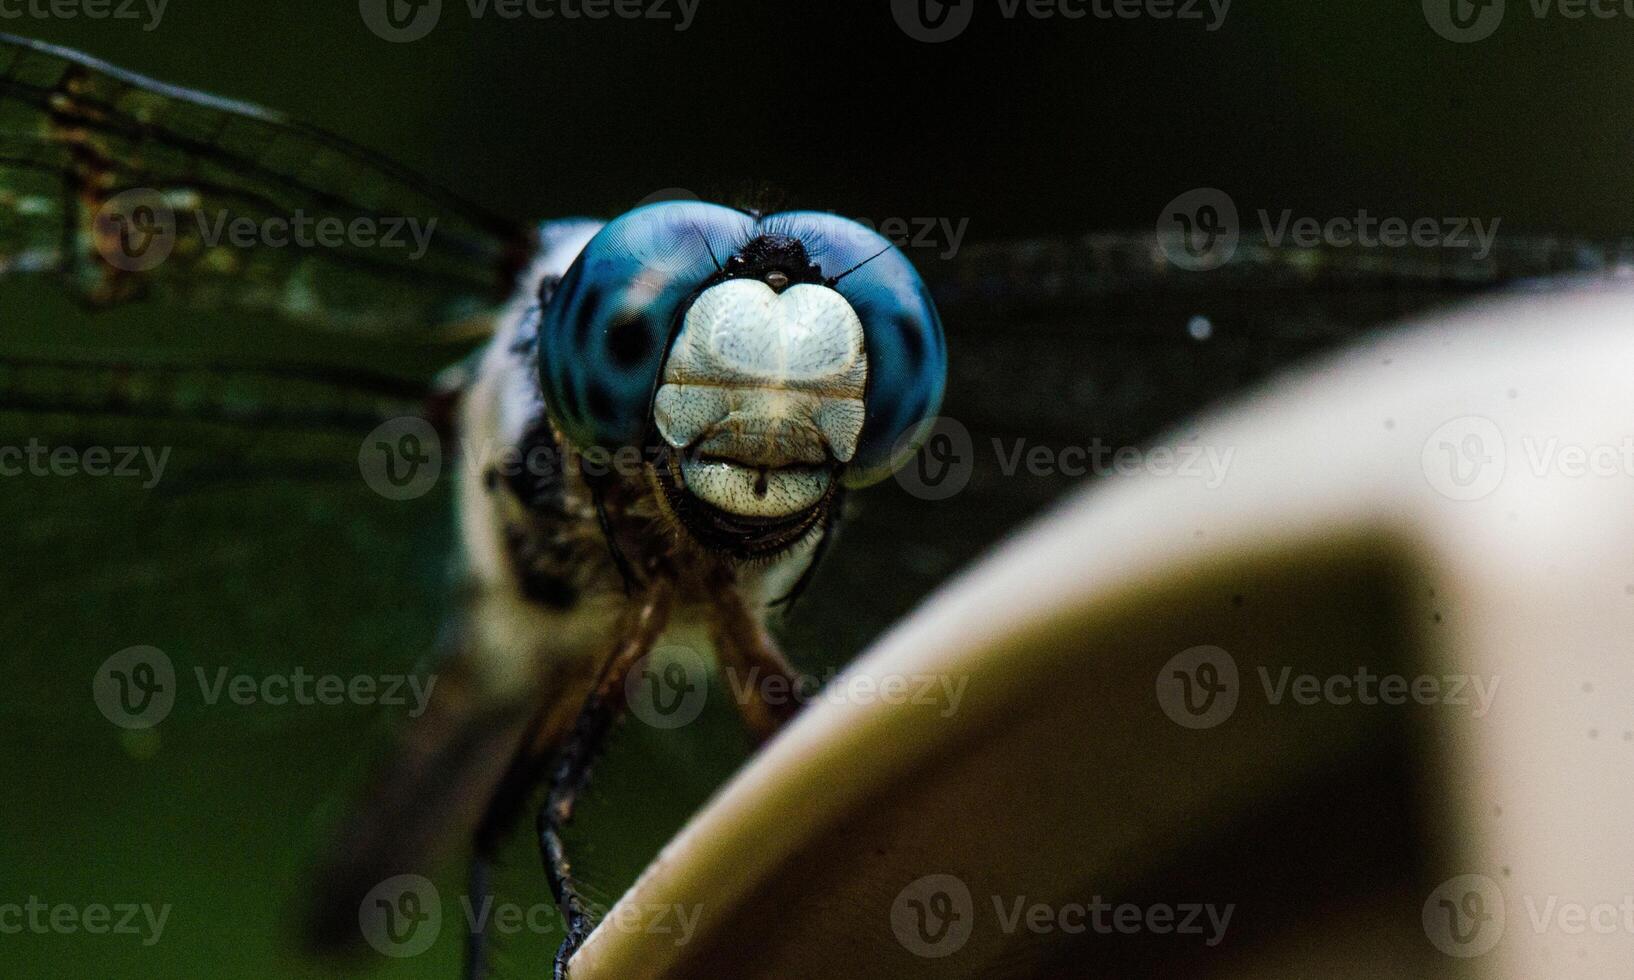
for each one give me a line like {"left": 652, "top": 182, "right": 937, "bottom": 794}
{"left": 537, "top": 202, "right": 756, "bottom": 454}
{"left": 760, "top": 211, "right": 947, "bottom": 488}
{"left": 536, "top": 202, "right": 947, "bottom": 489}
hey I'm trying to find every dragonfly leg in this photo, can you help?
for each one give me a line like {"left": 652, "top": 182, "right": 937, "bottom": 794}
{"left": 540, "top": 583, "right": 672, "bottom": 979}
{"left": 710, "top": 576, "right": 806, "bottom": 743}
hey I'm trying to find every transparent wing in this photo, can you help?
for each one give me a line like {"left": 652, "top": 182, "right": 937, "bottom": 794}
{"left": 0, "top": 355, "right": 453, "bottom": 724}
{"left": 929, "top": 229, "right": 1634, "bottom": 314}
{"left": 0, "top": 32, "right": 530, "bottom": 334}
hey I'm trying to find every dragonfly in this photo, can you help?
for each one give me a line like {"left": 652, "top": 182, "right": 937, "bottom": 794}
{"left": 2, "top": 29, "right": 1629, "bottom": 980}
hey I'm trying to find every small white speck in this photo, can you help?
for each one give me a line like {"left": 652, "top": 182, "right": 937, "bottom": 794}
{"left": 1187, "top": 315, "right": 1213, "bottom": 341}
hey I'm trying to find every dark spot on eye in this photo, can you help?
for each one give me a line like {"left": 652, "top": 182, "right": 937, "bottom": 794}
{"left": 563, "top": 374, "right": 589, "bottom": 423}
{"left": 606, "top": 312, "right": 652, "bottom": 369}
{"left": 587, "top": 380, "right": 618, "bottom": 422}
{"left": 895, "top": 314, "right": 925, "bottom": 372}
{"left": 574, "top": 283, "right": 603, "bottom": 344}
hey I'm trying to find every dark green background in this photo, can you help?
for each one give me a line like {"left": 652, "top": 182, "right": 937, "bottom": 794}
{"left": 3, "top": 3, "right": 1631, "bottom": 978}
{"left": 14, "top": 0, "right": 1634, "bottom": 240}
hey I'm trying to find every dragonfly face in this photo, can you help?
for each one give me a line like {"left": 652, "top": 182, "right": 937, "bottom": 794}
{"left": 535, "top": 201, "right": 946, "bottom": 559}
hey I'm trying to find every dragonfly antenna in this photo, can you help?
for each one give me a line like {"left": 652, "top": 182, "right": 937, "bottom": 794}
{"left": 827, "top": 244, "right": 892, "bottom": 286}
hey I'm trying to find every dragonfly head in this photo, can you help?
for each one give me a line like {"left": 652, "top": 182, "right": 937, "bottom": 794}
{"left": 537, "top": 202, "right": 947, "bottom": 558}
